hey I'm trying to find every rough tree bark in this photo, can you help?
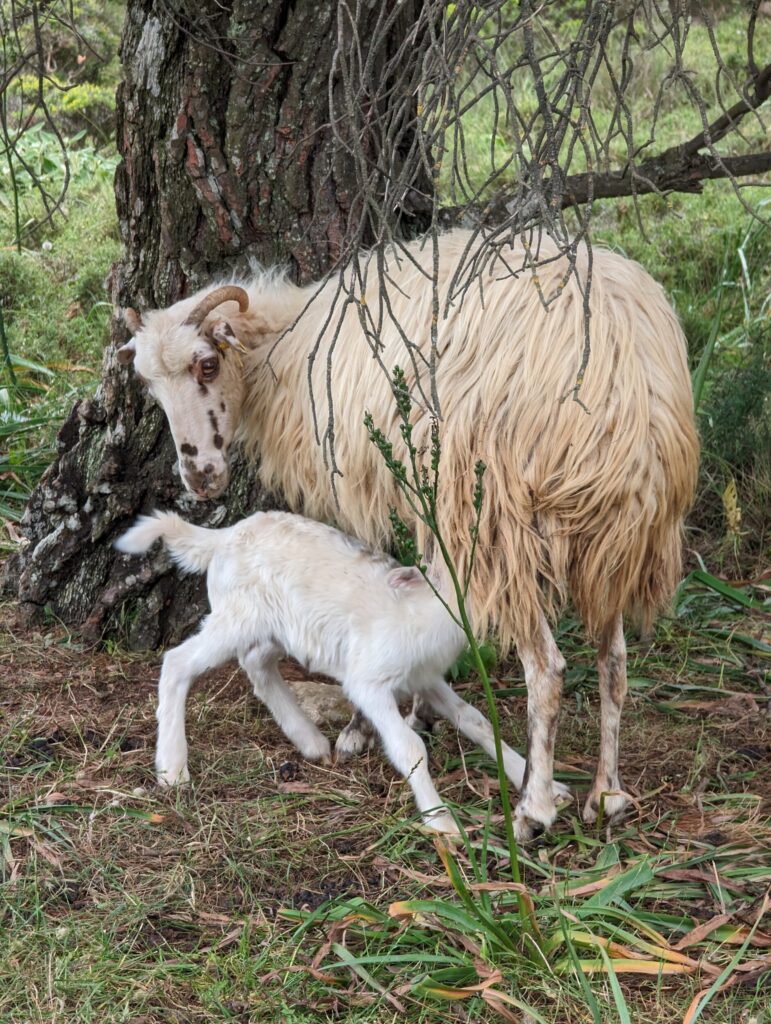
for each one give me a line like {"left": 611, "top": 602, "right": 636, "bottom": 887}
{"left": 7, "top": 0, "right": 429, "bottom": 649}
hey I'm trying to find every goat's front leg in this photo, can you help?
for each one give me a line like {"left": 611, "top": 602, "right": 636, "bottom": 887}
{"left": 347, "top": 683, "right": 458, "bottom": 834}
{"left": 583, "top": 614, "right": 630, "bottom": 824}
{"left": 240, "top": 644, "right": 331, "bottom": 764}
{"left": 156, "top": 621, "right": 233, "bottom": 785}
{"left": 514, "top": 616, "right": 567, "bottom": 842}
{"left": 405, "top": 694, "right": 441, "bottom": 734}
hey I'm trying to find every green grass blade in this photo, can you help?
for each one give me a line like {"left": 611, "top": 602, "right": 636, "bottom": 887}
{"left": 598, "top": 944, "right": 633, "bottom": 1024}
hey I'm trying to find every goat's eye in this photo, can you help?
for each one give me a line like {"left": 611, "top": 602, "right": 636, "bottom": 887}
{"left": 199, "top": 356, "right": 219, "bottom": 381}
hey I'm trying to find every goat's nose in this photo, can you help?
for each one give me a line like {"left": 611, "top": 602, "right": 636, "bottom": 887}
{"left": 185, "top": 461, "right": 227, "bottom": 499}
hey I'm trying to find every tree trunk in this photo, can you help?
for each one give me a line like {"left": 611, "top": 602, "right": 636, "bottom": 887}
{"left": 7, "top": 0, "right": 429, "bottom": 649}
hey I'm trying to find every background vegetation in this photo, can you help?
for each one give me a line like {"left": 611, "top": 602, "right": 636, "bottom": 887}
{"left": 1, "top": 3, "right": 769, "bottom": 1023}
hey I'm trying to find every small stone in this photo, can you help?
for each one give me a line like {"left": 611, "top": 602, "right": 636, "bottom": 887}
{"left": 288, "top": 679, "right": 353, "bottom": 726}
{"left": 131, "top": 786, "right": 147, "bottom": 797}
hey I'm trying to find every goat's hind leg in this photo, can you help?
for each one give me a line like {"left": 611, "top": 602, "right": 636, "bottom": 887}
{"left": 156, "top": 619, "right": 233, "bottom": 786}
{"left": 349, "top": 683, "right": 458, "bottom": 834}
{"left": 240, "top": 644, "right": 331, "bottom": 764}
{"left": 514, "top": 616, "right": 567, "bottom": 842}
{"left": 583, "top": 614, "right": 630, "bottom": 824}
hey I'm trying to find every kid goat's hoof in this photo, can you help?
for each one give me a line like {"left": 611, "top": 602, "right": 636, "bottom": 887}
{"left": 552, "top": 779, "right": 573, "bottom": 805}
{"left": 404, "top": 710, "right": 443, "bottom": 736}
{"left": 421, "top": 810, "right": 461, "bottom": 835}
{"left": 156, "top": 765, "right": 190, "bottom": 787}
{"left": 299, "top": 734, "right": 333, "bottom": 764}
{"left": 334, "top": 722, "right": 375, "bottom": 761}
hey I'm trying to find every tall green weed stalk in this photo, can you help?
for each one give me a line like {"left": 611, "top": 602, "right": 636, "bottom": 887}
{"left": 366, "top": 367, "right": 533, "bottom": 933}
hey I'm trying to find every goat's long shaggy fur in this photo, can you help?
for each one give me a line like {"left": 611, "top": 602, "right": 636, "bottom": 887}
{"left": 231, "top": 232, "right": 698, "bottom": 650}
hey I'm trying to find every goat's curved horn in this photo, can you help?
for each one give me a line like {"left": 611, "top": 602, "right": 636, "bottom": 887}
{"left": 184, "top": 286, "right": 249, "bottom": 328}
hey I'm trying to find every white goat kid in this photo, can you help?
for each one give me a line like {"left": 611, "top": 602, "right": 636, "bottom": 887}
{"left": 116, "top": 509, "right": 546, "bottom": 833}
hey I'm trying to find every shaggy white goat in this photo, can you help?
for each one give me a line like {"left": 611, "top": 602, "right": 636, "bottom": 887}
{"left": 117, "top": 229, "right": 700, "bottom": 840}
{"left": 116, "top": 509, "right": 564, "bottom": 833}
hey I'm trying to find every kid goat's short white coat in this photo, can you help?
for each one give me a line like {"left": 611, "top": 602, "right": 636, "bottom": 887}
{"left": 117, "top": 509, "right": 569, "bottom": 832}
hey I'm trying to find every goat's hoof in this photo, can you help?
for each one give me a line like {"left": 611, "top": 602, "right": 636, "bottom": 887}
{"left": 156, "top": 766, "right": 189, "bottom": 787}
{"left": 513, "top": 795, "right": 557, "bottom": 843}
{"left": 582, "top": 789, "right": 630, "bottom": 825}
{"left": 552, "top": 779, "right": 573, "bottom": 805}
{"left": 334, "top": 724, "right": 374, "bottom": 762}
{"left": 513, "top": 812, "right": 549, "bottom": 844}
{"left": 300, "top": 735, "right": 332, "bottom": 764}
{"left": 421, "top": 811, "right": 461, "bottom": 835}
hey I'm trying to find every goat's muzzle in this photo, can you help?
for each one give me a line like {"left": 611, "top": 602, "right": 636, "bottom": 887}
{"left": 181, "top": 460, "right": 229, "bottom": 501}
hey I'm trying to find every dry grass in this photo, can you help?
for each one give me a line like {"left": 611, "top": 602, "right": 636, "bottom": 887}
{"left": 1, "top": 575, "right": 769, "bottom": 1023}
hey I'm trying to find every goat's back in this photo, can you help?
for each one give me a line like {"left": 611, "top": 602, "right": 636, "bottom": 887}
{"left": 205, "top": 512, "right": 465, "bottom": 680}
{"left": 243, "top": 231, "right": 699, "bottom": 649}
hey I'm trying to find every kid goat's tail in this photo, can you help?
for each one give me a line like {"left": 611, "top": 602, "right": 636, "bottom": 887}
{"left": 115, "top": 512, "right": 219, "bottom": 574}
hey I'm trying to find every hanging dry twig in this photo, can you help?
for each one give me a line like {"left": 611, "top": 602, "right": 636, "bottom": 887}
{"left": 295, "top": 0, "right": 770, "bottom": 452}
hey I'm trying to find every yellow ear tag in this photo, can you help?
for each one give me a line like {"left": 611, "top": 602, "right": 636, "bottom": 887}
{"left": 213, "top": 337, "right": 247, "bottom": 369}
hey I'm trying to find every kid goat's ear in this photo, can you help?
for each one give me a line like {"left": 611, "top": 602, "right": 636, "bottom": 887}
{"left": 387, "top": 566, "right": 425, "bottom": 589}
{"left": 123, "top": 307, "right": 143, "bottom": 335}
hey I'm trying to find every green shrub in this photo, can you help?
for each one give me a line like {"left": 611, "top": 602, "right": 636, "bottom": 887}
{"left": 701, "top": 327, "right": 771, "bottom": 476}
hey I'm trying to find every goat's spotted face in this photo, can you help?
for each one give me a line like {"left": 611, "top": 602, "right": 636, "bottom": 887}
{"left": 118, "top": 287, "right": 249, "bottom": 501}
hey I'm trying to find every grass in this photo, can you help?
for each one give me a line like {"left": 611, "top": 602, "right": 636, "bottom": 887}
{"left": 1, "top": 568, "right": 769, "bottom": 1023}
{"left": 0, "top": 146, "right": 120, "bottom": 523}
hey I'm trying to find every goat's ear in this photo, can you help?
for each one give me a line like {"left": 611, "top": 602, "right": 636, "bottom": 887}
{"left": 123, "top": 307, "right": 143, "bottom": 335}
{"left": 387, "top": 566, "right": 426, "bottom": 589}
{"left": 116, "top": 338, "right": 137, "bottom": 365}
{"left": 211, "top": 319, "right": 246, "bottom": 353}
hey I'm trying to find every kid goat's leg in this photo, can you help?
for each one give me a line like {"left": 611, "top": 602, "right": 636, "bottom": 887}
{"left": 349, "top": 684, "right": 457, "bottom": 834}
{"left": 583, "top": 614, "right": 630, "bottom": 823}
{"left": 240, "top": 644, "right": 331, "bottom": 764}
{"left": 336, "top": 698, "right": 440, "bottom": 761}
{"left": 422, "top": 677, "right": 571, "bottom": 802}
{"left": 423, "top": 678, "right": 526, "bottom": 787}
{"left": 156, "top": 622, "right": 233, "bottom": 785}
{"left": 514, "top": 615, "right": 567, "bottom": 842}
